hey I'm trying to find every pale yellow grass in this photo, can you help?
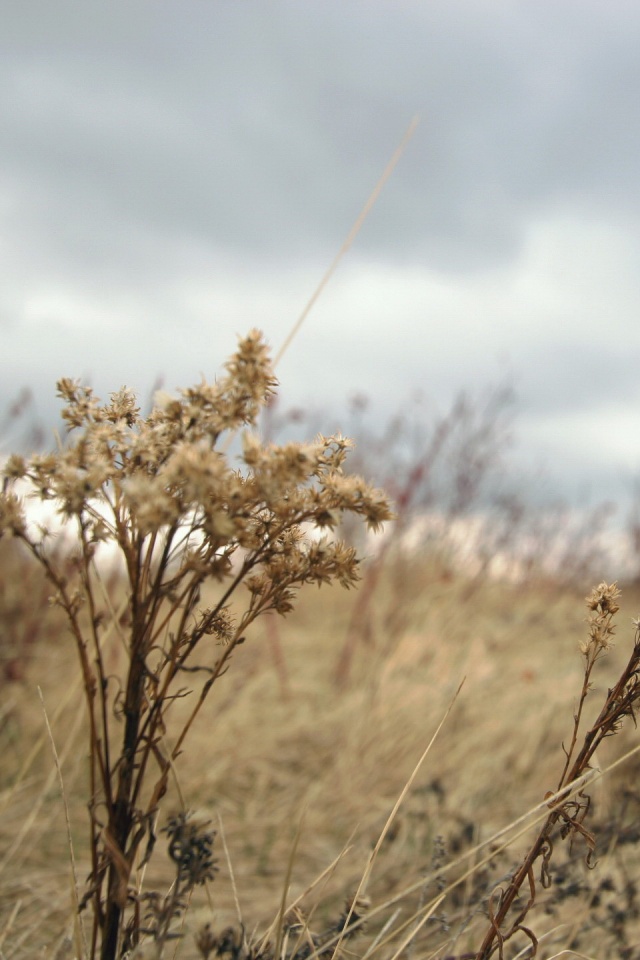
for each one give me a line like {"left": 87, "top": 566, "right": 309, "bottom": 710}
{"left": 1, "top": 560, "right": 639, "bottom": 958}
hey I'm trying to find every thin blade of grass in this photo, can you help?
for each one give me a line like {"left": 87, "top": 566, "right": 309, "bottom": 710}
{"left": 358, "top": 679, "right": 464, "bottom": 890}
{"left": 38, "top": 686, "right": 88, "bottom": 960}
{"left": 544, "top": 952, "right": 599, "bottom": 960}
{"left": 217, "top": 812, "right": 244, "bottom": 934}
{"left": 256, "top": 831, "right": 357, "bottom": 956}
{"left": 323, "top": 679, "right": 464, "bottom": 960}
{"left": 0, "top": 688, "right": 85, "bottom": 875}
{"left": 358, "top": 908, "right": 402, "bottom": 960}
{"left": 362, "top": 894, "right": 446, "bottom": 960}
{"left": 272, "top": 114, "right": 420, "bottom": 369}
{"left": 0, "top": 898, "right": 21, "bottom": 951}
{"left": 273, "top": 804, "right": 307, "bottom": 960}
{"left": 385, "top": 893, "right": 446, "bottom": 960}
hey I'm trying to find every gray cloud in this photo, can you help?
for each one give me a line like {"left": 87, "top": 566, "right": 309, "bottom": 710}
{"left": 2, "top": 1, "right": 640, "bottom": 507}
{"left": 3, "top": 1, "right": 640, "bottom": 275}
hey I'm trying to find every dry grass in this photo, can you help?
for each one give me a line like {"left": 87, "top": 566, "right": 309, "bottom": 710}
{"left": 2, "top": 333, "right": 640, "bottom": 959}
{"left": 2, "top": 551, "right": 640, "bottom": 959}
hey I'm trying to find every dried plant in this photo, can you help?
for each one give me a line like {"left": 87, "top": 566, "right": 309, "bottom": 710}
{"left": 473, "top": 582, "right": 640, "bottom": 959}
{"left": 0, "top": 329, "right": 393, "bottom": 960}
{"left": 133, "top": 813, "right": 218, "bottom": 957}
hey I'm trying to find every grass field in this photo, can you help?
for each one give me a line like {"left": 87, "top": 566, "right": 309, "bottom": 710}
{"left": 2, "top": 543, "right": 640, "bottom": 959}
{"left": 1, "top": 332, "right": 640, "bottom": 960}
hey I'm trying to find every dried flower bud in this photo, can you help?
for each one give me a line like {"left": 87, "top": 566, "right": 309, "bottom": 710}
{"left": 3, "top": 454, "right": 27, "bottom": 481}
{"left": 585, "top": 582, "right": 621, "bottom": 616}
{"left": 582, "top": 582, "right": 621, "bottom": 659}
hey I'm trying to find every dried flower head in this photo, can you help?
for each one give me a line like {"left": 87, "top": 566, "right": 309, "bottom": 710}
{"left": 585, "top": 582, "right": 621, "bottom": 616}
{"left": 581, "top": 582, "right": 621, "bottom": 659}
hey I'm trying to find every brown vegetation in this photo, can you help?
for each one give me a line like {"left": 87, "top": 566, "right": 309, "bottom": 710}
{"left": 1, "top": 334, "right": 640, "bottom": 960}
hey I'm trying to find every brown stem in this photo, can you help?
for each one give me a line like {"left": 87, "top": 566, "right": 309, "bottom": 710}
{"left": 100, "top": 567, "right": 155, "bottom": 960}
{"left": 475, "top": 631, "right": 640, "bottom": 959}
{"left": 556, "top": 658, "right": 596, "bottom": 791}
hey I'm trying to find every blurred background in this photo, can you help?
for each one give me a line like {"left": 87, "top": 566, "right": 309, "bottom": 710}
{"left": 2, "top": 1, "right": 640, "bottom": 512}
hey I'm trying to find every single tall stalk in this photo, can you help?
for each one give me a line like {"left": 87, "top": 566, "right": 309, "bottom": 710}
{"left": 475, "top": 583, "right": 640, "bottom": 959}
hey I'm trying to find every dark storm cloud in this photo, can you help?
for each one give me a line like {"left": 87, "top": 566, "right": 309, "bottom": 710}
{"left": 3, "top": 0, "right": 640, "bottom": 284}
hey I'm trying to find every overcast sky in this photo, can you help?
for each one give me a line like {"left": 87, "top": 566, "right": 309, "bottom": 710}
{"left": 2, "top": 1, "right": 640, "bottom": 510}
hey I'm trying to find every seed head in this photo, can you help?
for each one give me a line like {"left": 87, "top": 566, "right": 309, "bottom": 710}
{"left": 585, "top": 582, "right": 621, "bottom": 616}
{"left": 581, "top": 582, "right": 621, "bottom": 658}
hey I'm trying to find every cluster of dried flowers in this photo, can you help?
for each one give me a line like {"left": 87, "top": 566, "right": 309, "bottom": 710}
{"left": 0, "top": 329, "right": 393, "bottom": 960}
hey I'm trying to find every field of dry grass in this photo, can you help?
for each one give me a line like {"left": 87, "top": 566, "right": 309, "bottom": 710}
{"left": 1, "top": 332, "right": 640, "bottom": 960}
{"left": 2, "top": 542, "right": 640, "bottom": 959}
